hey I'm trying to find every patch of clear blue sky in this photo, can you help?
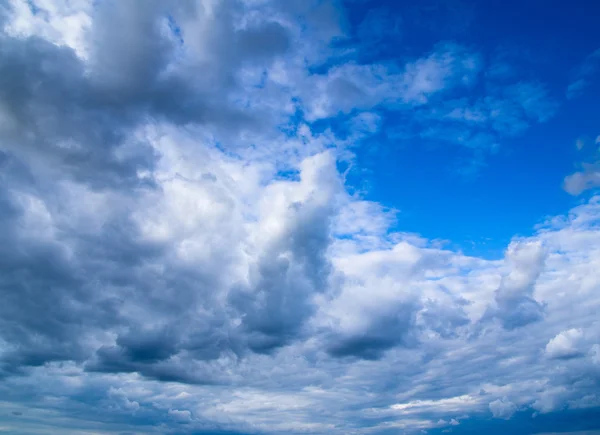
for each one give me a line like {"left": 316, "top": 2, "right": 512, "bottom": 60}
{"left": 326, "top": 0, "right": 600, "bottom": 258}
{"left": 426, "top": 406, "right": 600, "bottom": 435}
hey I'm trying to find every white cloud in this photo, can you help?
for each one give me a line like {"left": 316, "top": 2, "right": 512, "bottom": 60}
{"left": 0, "top": 1, "right": 598, "bottom": 434}
{"left": 564, "top": 164, "right": 600, "bottom": 195}
{"left": 301, "top": 42, "right": 481, "bottom": 121}
{"left": 4, "top": 0, "right": 92, "bottom": 57}
{"left": 391, "top": 395, "right": 482, "bottom": 414}
{"left": 545, "top": 329, "right": 584, "bottom": 359}
{"left": 489, "top": 398, "right": 517, "bottom": 419}
{"left": 169, "top": 408, "right": 193, "bottom": 422}
{"left": 563, "top": 131, "right": 600, "bottom": 195}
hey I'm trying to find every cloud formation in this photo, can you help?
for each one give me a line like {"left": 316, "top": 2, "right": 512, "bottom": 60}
{"left": 567, "top": 48, "right": 600, "bottom": 99}
{"left": 0, "top": 1, "right": 599, "bottom": 434}
{"left": 489, "top": 397, "right": 517, "bottom": 420}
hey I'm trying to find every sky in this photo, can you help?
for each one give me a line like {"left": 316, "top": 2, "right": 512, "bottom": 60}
{"left": 0, "top": 0, "right": 600, "bottom": 434}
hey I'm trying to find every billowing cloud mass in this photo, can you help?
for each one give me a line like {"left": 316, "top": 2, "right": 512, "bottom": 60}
{"left": 0, "top": 1, "right": 599, "bottom": 435}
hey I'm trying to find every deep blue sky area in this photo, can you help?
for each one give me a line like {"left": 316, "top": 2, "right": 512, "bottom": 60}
{"left": 426, "top": 406, "right": 600, "bottom": 435}
{"left": 335, "top": 0, "right": 600, "bottom": 257}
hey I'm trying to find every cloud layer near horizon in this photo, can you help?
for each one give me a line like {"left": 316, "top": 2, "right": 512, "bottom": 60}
{"left": 0, "top": 1, "right": 599, "bottom": 434}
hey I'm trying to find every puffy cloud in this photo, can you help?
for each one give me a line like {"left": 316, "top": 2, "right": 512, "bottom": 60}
{"left": 1, "top": 153, "right": 600, "bottom": 432}
{"left": 0, "top": 1, "right": 599, "bottom": 434}
{"left": 168, "top": 408, "right": 193, "bottom": 423}
{"left": 545, "top": 329, "right": 584, "bottom": 360}
{"left": 0, "top": 0, "right": 300, "bottom": 189}
{"left": 489, "top": 240, "right": 547, "bottom": 329}
{"left": 564, "top": 164, "right": 600, "bottom": 195}
{"left": 227, "top": 151, "right": 340, "bottom": 353}
{"left": 489, "top": 397, "right": 517, "bottom": 419}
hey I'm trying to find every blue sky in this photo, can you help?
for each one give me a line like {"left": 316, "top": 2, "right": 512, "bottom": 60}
{"left": 1, "top": 0, "right": 600, "bottom": 434}
{"left": 325, "top": 0, "right": 600, "bottom": 258}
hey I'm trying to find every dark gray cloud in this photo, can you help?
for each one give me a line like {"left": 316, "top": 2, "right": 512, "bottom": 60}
{"left": 89, "top": 0, "right": 173, "bottom": 96}
{"left": 419, "top": 297, "right": 471, "bottom": 339}
{"left": 0, "top": 34, "right": 143, "bottom": 188}
{"left": 325, "top": 299, "right": 418, "bottom": 360}
{"left": 0, "top": 0, "right": 291, "bottom": 189}
{"left": 490, "top": 241, "right": 547, "bottom": 330}
{"left": 0, "top": 0, "right": 299, "bottom": 379}
{"left": 229, "top": 175, "right": 336, "bottom": 353}
{"left": 0, "top": 183, "right": 159, "bottom": 378}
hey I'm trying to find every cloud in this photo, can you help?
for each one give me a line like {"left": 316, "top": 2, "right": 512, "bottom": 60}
{"left": 302, "top": 42, "right": 481, "bottom": 121}
{"left": 416, "top": 79, "right": 558, "bottom": 155}
{"left": 296, "top": 41, "right": 559, "bottom": 175}
{"left": 168, "top": 408, "right": 193, "bottom": 423}
{"left": 489, "top": 398, "right": 517, "bottom": 419}
{"left": 567, "top": 48, "right": 600, "bottom": 99}
{"left": 227, "top": 151, "right": 339, "bottom": 353}
{"left": 564, "top": 166, "right": 600, "bottom": 195}
{"left": 399, "top": 42, "right": 481, "bottom": 104}
{"left": 488, "top": 240, "right": 547, "bottom": 329}
{"left": 592, "top": 345, "right": 600, "bottom": 365}
{"left": 0, "top": 0, "right": 297, "bottom": 189}
{"left": 0, "top": 1, "right": 599, "bottom": 434}
{"left": 563, "top": 132, "right": 600, "bottom": 195}
{"left": 355, "top": 7, "right": 402, "bottom": 50}
{"left": 2, "top": 148, "right": 600, "bottom": 432}
{"left": 545, "top": 329, "right": 585, "bottom": 360}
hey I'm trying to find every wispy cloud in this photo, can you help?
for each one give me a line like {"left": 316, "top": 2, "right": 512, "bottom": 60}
{"left": 567, "top": 48, "right": 600, "bottom": 99}
{"left": 564, "top": 133, "right": 600, "bottom": 195}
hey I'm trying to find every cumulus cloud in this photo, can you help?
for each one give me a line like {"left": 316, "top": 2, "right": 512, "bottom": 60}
{"left": 0, "top": 1, "right": 599, "bottom": 435}
{"left": 564, "top": 162, "right": 600, "bottom": 195}
{"left": 489, "top": 240, "right": 547, "bottom": 329}
{"left": 169, "top": 408, "right": 193, "bottom": 423}
{"left": 545, "top": 329, "right": 585, "bottom": 360}
{"left": 489, "top": 397, "right": 517, "bottom": 419}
